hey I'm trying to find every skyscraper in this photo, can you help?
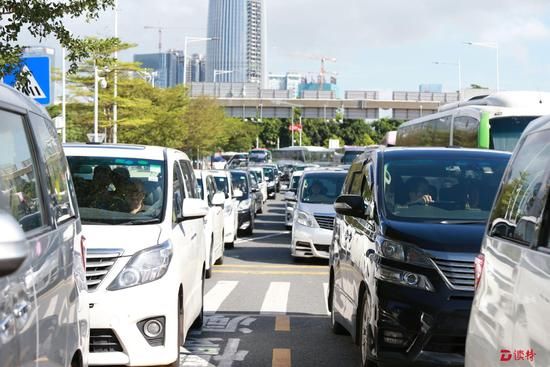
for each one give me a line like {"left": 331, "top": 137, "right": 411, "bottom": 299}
{"left": 206, "top": 0, "right": 265, "bottom": 85}
{"left": 134, "top": 50, "right": 183, "bottom": 88}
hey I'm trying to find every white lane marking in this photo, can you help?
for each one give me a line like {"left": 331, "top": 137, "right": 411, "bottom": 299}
{"left": 260, "top": 282, "right": 290, "bottom": 314}
{"left": 323, "top": 282, "right": 330, "bottom": 315}
{"left": 235, "top": 231, "right": 290, "bottom": 244}
{"left": 204, "top": 281, "right": 239, "bottom": 313}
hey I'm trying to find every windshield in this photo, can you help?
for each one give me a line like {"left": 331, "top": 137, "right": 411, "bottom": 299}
{"left": 212, "top": 155, "right": 226, "bottom": 163}
{"left": 490, "top": 116, "right": 538, "bottom": 152}
{"left": 300, "top": 173, "right": 346, "bottom": 204}
{"left": 213, "top": 176, "right": 229, "bottom": 195}
{"left": 231, "top": 172, "right": 249, "bottom": 197}
{"left": 67, "top": 156, "right": 165, "bottom": 225}
{"left": 249, "top": 153, "right": 268, "bottom": 163}
{"left": 383, "top": 156, "right": 510, "bottom": 222}
{"left": 263, "top": 167, "right": 275, "bottom": 181}
{"left": 342, "top": 150, "right": 363, "bottom": 164}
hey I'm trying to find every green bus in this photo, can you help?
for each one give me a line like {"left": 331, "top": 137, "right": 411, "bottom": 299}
{"left": 396, "top": 91, "right": 550, "bottom": 152}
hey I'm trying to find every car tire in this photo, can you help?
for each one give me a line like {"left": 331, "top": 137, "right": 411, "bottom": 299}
{"left": 169, "top": 296, "right": 183, "bottom": 367}
{"left": 191, "top": 271, "right": 205, "bottom": 330}
{"left": 359, "top": 292, "right": 378, "bottom": 367}
{"left": 330, "top": 282, "right": 347, "bottom": 335}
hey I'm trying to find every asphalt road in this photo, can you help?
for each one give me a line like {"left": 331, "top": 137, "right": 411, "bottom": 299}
{"left": 179, "top": 195, "right": 361, "bottom": 367}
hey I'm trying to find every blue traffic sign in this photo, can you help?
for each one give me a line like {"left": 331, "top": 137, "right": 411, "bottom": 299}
{"left": 3, "top": 56, "right": 52, "bottom": 106}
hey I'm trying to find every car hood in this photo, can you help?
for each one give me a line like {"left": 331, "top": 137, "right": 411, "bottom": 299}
{"left": 297, "top": 202, "right": 335, "bottom": 216}
{"left": 83, "top": 224, "right": 162, "bottom": 257}
{"left": 382, "top": 219, "right": 486, "bottom": 254}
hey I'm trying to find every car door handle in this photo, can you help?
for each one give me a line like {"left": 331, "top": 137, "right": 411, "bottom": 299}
{"left": 191, "top": 233, "right": 197, "bottom": 241}
{"left": 14, "top": 301, "right": 30, "bottom": 319}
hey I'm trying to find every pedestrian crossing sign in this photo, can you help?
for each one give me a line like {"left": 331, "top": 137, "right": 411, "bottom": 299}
{"left": 3, "top": 56, "right": 52, "bottom": 106}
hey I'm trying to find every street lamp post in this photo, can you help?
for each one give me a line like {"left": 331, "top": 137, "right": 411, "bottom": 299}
{"left": 433, "top": 60, "right": 462, "bottom": 99}
{"left": 183, "top": 37, "right": 218, "bottom": 86}
{"left": 113, "top": 0, "right": 119, "bottom": 143}
{"left": 465, "top": 42, "right": 500, "bottom": 91}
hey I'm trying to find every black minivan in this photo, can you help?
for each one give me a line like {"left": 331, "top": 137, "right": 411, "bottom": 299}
{"left": 329, "top": 147, "right": 510, "bottom": 366}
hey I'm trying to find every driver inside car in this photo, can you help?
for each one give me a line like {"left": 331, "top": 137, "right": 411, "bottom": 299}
{"left": 406, "top": 177, "right": 435, "bottom": 205}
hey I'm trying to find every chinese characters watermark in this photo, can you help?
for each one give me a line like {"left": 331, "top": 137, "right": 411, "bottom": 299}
{"left": 500, "top": 349, "right": 536, "bottom": 362}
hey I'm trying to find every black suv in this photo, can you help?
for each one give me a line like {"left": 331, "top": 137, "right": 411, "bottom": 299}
{"left": 329, "top": 147, "right": 510, "bottom": 367}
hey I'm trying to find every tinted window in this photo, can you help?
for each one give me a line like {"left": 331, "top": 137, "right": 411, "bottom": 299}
{"left": 290, "top": 175, "right": 301, "bottom": 191}
{"left": 196, "top": 177, "right": 204, "bottom": 200}
{"left": 453, "top": 116, "right": 479, "bottom": 148}
{"left": 207, "top": 176, "right": 217, "bottom": 203}
{"left": 383, "top": 155, "right": 509, "bottom": 222}
{"left": 180, "top": 160, "right": 199, "bottom": 198}
{"left": 300, "top": 173, "right": 346, "bottom": 204}
{"left": 433, "top": 116, "right": 451, "bottom": 146}
{"left": 231, "top": 171, "right": 249, "bottom": 197}
{"left": 67, "top": 156, "right": 164, "bottom": 224}
{"left": 490, "top": 116, "right": 538, "bottom": 152}
{"left": 29, "top": 113, "right": 76, "bottom": 224}
{"left": 263, "top": 167, "right": 275, "bottom": 181}
{"left": 214, "top": 175, "right": 229, "bottom": 195}
{"left": 0, "top": 110, "right": 44, "bottom": 232}
{"left": 173, "top": 163, "right": 184, "bottom": 222}
{"left": 342, "top": 151, "right": 362, "bottom": 164}
{"left": 489, "top": 131, "right": 550, "bottom": 244}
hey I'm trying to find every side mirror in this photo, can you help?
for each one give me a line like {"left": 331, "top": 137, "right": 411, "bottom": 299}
{"left": 233, "top": 189, "right": 244, "bottom": 199}
{"left": 212, "top": 192, "right": 225, "bottom": 207}
{"left": 334, "top": 195, "right": 372, "bottom": 219}
{"left": 284, "top": 191, "right": 296, "bottom": 202}
{"left": 181, "top": 198, "right": 209, "bottom": 221}
{"left": 0, "top": 211, "right": 28, "bottom": 277}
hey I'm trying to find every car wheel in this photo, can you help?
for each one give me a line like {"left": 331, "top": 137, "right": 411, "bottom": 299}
{"left": 359, "top": 292, "right": 377, "bottom": 367}
{"left": 330, "top": 282, "right": 347, "bottom": 335}
{"left": 169, "top": 297, "right": 183, "bottom": 367}
{"left": 191, "top": 270, "right": 205, "bottom": 330}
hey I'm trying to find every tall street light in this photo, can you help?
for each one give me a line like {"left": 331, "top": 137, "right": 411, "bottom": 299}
{"left": 113, "top": 0, "right": 119, "bottom": 143}
{"left": 465, "top": 41, "right": 500, "bottom": 91}
{"left": 433, "top": 60, "right": 462, "bottom": 99}
{"left": 213, "top": 69, "right": 233, "bottom": 98}
{"left": 183, "top": 37, "right": 219, "bottom": 86}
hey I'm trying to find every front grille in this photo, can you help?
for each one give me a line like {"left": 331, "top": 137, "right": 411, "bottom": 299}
{"left": 90, "top": 329, "right": 123, "bottom": 353}
{"left": 314, "top": 215, "right": 335, "bottom": 231}
{"left": 424, "top": 334, "right": 466, "bottom": 355}
{"left": 433, "top": 258, "right": 475, "bottom": 291}
{"left": 86, "top": 249, "right": 123, "bottom": 291}
{"left": 314, "top": 244, "right": 330, "bottom": 253}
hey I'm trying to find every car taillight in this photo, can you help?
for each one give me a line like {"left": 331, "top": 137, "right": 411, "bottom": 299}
{"left": 80, "top": 236, "right": 87, "bottom": 270}
{"left": 474, "top": 253, "right": 485, "bottom": 291}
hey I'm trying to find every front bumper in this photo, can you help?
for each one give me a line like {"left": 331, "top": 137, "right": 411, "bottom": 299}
{"left": 238, "top": 210, "right": 252, "bottom": 230}
{"left": 88, "top": 274, "right": 179, "bottom": 366}
{"left": 291, "top": 222, "right": 332, "bottom": 258}
{"left": 368, "top": 276, "right": 471, "bottom": 367}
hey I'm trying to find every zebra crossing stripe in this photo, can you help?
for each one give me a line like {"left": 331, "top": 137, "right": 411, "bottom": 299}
{"left": 261, "top": 282, "right": 290, "bottom": 314}
{"left": 204, "top": 280, "right": 239, "bottom": 313}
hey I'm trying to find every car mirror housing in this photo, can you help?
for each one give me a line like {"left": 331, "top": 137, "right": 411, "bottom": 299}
{"left": 334, "top": 195, "right": 369, "bottom": 219}
{"left": 0, "top": 211, "right": 29, "bottom": 277}
{"left": 233, "top": 189, "right": 244, "bottom": 199}
{"left": 180, "top": 198, "right": 209, "bottom": 222}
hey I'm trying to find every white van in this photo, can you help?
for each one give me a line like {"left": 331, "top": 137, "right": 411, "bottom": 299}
{"left": 210, "top": 170, "right": 240, "bottom": 249}
{"left": 65, "top": 143, "right": 207, "bottom": 367}
{"left": 195, "top": 169, "right": 225, "bottom": 278}
{"left": 0, "top": 85, "right": 88, "bottom": 367}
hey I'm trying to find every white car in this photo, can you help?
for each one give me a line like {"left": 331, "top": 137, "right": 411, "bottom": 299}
{"left": 291, "top": 169, "right": 347, "bottom": 259}
{"left": 249, "top": 166, "right": 268, "bottom": 204}
{"left": 195, "top": 170, "right": 225, "bottom": 278}
{"left": 65, "top": 143, "right": 208, "bottom": 367}
{"left": 210, "top": 170, "right": 240, "bottom": 249}
{"left": 285, "top": 170, "right": 304, "bottom": 229}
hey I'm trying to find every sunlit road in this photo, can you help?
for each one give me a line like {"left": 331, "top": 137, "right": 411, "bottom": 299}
{"left": 179, "top": 196, "right": 361, "bottom": 367}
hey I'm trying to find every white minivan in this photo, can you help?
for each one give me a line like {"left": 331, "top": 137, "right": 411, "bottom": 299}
{"left": 65, "top": 143, "right": 208, "bottom": 367}
{"left": 210, "top": 170, "right": 240, "bottom": 249}
{"left": 195, "top": 170, "right": 225, "bottom": 278}
{"left": 0, "top": 85, "right": 88, "bottom": 367}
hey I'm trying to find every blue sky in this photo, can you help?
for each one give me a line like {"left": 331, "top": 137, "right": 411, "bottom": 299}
{"left": 19, "top": 0, "right": 550, "bottom": 93}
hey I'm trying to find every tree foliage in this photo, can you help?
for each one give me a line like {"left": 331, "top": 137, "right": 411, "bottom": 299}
{"left": 0, "top": 0, "right": 115, "bottom": 81}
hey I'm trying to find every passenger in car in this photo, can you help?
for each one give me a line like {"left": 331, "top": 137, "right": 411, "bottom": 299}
{"left": 124, "top": 182, "right": 146, "bottom": 214}
{"left": 307, "top": 180, "right": 327, "bottom": 202}
{"left": 406, "top": 177, "right": 435, "bottom": 205}
{"left": 89, "top": 165, "right": 115, "bottom": 209}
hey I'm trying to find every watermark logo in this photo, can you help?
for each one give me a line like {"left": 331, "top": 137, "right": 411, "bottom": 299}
{"left": 500, "top": 349, "right": 536, "bottom": 362}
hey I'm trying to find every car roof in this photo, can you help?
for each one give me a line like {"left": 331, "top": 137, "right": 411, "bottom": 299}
{"left": 378, "top": 147, "right": 511, "bottom": 160}
{"left": 63, "top": 143, "right": 177, "bottom": 161}
{"left": 0, "top": 83, "right": 49, "bottom": 117}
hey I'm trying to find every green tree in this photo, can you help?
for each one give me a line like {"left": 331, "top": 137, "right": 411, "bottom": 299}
{"left": 0, "top": 0, "right": 115, "bottom": 81}
{"left": 369, "top": 118, "right": 403, "bottom": 143}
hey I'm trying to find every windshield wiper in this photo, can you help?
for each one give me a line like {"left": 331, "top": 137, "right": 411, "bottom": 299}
{"left": 119, "top": 218, "right": 161, "bottom": 225}
{"left": 440, "top": 220, "right": 486, "bottom": 225}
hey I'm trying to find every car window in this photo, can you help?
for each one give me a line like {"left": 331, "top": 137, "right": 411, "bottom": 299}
{"left": 173, "top": 162, "right": 184, "bottom": 222}
{"left": 231, "top": 171, "right": 249, "bottom": 195}
{"left": 214, "top": 175, "right": 230, "bottom": 197}
{"left": 489, "top": 131, "right": 550, "bottom": 245}
{"left": 196, "top": 177, "right": 204, "bottom": 200}
{"left": 207, "top": 176, "right": 216, "bottom": 204}
{"left": 0, "top": 110, "right": 45, "bottom": 232}
{"left": 28, "top": 113, "right": 76, "bottom": 225}
{"left": 300, "top": 173, "right": 346, "bottom": 204}
{"left": 67, "top": 155, "right": 165, "bottom": 224}
{"left": 180, "top": 160, "right": 199, "bottom": 199}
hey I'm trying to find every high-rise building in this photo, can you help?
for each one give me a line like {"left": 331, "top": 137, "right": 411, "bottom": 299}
{"left": 134, "top": 50, "right": 184, "bottom": 88}
{"left": 188, "top": 54, "right": 206, "bottom": 83}
{"left": 206, "top": 0, "right": 265, "bottom": 85}
{"left": 268, "top": 73, "right": 302, "bottom": 98}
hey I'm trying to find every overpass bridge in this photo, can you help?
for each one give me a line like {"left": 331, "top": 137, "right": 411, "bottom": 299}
{"left": 189, "top": 83, "right": 460, "bottom": 121}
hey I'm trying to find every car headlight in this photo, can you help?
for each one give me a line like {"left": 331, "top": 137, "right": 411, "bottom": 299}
{"left": 376, "top": 237, "right": 433, "bottom": 268}
{"left": 375, "top": 264, "right": 434, "bottom": 292}
{"left": 295, "top": 210, "right": 318, "bottom": 228}
{"left": 238, "top": 198, "right": 252, "bottom": 211}
{"left": 108, "top": 241, "right": 172, "bottom": 291}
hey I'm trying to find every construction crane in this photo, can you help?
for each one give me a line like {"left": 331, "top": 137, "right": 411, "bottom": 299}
{"left": 287, "top": 52, "right": 337, "bottom": 88}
